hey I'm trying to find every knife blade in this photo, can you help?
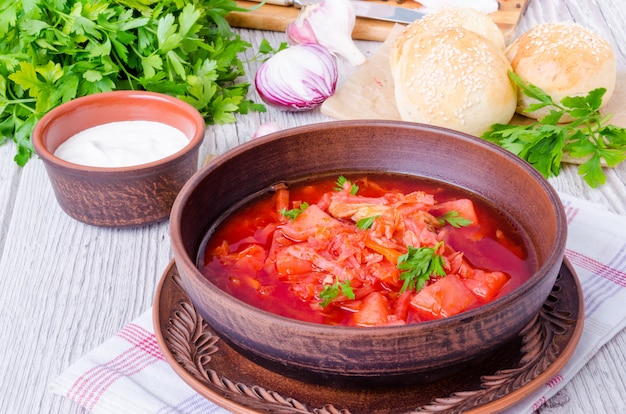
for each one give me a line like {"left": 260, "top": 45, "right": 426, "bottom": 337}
{"left": 350, "top": 1, "right": 425, "bottom": 24}
{"left": 250, "top": 0, "right": 425, "bottom": 25}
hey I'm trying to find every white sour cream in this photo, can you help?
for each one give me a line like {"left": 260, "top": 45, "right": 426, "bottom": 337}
{"left": 54, "top": 120, "right": 190, "bottom": 168}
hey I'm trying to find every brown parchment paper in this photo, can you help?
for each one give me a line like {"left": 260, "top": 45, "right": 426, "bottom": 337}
{"left": 321, "top": 25, "right": 626, "bottom": 165}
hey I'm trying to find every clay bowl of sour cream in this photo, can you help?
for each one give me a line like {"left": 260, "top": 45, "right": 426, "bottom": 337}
{"left": 32, "top": 91, "right": 205, "bottom": 227}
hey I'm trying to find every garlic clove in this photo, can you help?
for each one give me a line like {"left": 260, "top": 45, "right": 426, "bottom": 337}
{"left": 286, "top": 13, "right": 317, "bottom": 45}
{"left": 253, "top": 122, "right": 283, "bottom": 139}
{"left": 287, "top": 0, "right": 366, "bottom": 66}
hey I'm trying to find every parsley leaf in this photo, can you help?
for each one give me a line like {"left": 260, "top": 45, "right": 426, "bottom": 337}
{"left": 320, "top": 278, "right": 355, "bottom": 307}
{"left": 280, "top": 202, "right": 309, "bottom": 221}
{"left": 256, "top": 38, "right": 289, "bottom": 61}
{"left": 356, "top": 215, "right": 380, "bottom": 230}
{"left": 482, "top": 71, "right": 626, "bottom": 188}
{"left": 0, "top": 0, "right": 265, "bottom": 166}
{"left": 438, "top": 210, "right": 473, "bottom": 228}
{"left": 335, "top": 175, "right": 359, "bottom": 194}
{"left": 397, "top": 242, "right": 446, "bottom": 294}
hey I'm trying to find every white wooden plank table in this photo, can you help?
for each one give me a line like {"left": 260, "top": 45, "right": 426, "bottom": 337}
{"left": 1, "top": 1, "right": 625, "bottom": 413}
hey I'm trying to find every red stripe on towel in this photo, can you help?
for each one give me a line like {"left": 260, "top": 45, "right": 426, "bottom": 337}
{"left": 66, "top": 323, "right": 164, "bottom": 410}
{"left": 566, "top": 249, "right": 626, "bottom": 288}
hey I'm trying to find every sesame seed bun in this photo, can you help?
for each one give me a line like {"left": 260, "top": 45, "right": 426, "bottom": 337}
{"left": 390, "top": 7, "right": 506, "bottom": 69}
{"left": 506, "top": 22, "right": 616, "bottom": 121}
{"left": 390, "top": 26, "right": 516, "bottom": 136}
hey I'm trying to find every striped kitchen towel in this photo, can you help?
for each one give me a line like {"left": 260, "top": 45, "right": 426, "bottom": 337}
{"left": 50, "top": 193, "right": 626, "bottom": 414}
{"left": 508, "top": 193, "right": 626, "bottom": 413}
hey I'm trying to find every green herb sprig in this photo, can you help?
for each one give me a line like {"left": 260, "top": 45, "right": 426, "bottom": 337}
{"left": 397, "top": 241, "right": 446, "bottom": 294}
{"left": 482, "top": 71, "right": 626, "bottom": 188}
{"left": 438, "top": 210, "right": 473, "bottom": 228}
{"left": 334, "top": 175, "right": 359, "bottom": 195}
{"left": 319, "top": 277, "right": 355, "bottom": 307}
{"left": 0, "top": 0, "right": 265, "bottom": 166}
{"left": 356, "top": 215, "right": 380, "bottom": 230}
{"left": 256, "top": 38, "right": 289, "bottom": 61}
{"left": 279, "top": 202, "right": 309, "bottom": 221}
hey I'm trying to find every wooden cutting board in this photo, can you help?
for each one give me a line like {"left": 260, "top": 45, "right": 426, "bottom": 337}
{"left": 227, "top": 0, "right": 530, "bottom": 42}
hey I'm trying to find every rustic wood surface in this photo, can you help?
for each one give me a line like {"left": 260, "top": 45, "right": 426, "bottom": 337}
{"left": 227, "top": 0, "right": 530, "bottom": 42}
{"left": 1, "top": 1, "right": 625, "bottom": 413}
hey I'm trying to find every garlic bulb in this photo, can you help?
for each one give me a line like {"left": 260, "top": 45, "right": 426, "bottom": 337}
{"left": 286, "top": 0, "right": 366, "bottom": 66}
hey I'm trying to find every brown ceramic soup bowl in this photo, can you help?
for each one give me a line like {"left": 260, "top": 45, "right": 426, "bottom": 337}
{"left": 169, "top": 120, "right": 567, "bottom": 385}
{"left": 32, "top": 91, "right": 205, "bottom": 227}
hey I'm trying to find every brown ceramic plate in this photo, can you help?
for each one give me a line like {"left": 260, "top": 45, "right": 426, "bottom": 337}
{"left": 153, "top": 258, "right": 583, "bottom": 414}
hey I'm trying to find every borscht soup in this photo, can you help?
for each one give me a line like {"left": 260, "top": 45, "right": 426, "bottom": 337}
{"left": 198, "top": 174, "right": 536, "bottom": 327}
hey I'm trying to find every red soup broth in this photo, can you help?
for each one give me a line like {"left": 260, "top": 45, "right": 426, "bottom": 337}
{"left": 198, "top": 174, "right": 536, "bottom": 327}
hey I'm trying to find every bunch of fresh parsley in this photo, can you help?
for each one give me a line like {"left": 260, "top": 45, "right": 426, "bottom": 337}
{"left": 0, "top": 0, "right": 265, "bottom": 166}
{"left": 482, "top": 71, "right": 626, "bottom": 188}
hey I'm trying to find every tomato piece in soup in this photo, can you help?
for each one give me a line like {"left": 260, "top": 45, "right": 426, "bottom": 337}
{"left": 462, "top": 269, "right": 511, "bottom": 302}
{"left": 280, "top": 204, "right": 343, "bottom": 241}
{"left": 274, "top": 247, "right": 314, "bottom": 276}
{"left": 430, "top": 198, "right": 478, "bottom": 224}
{"left": 353, "top": 292, "right": 392, "bottom": 327}
{"left": 410, "top": 274, "right": 479, "bottom": 320}
{"left": 231, "top": 244, "right": 266, "bottom": 274}
{"left": 393, "top": 290, "right": 414, "bottom": 322}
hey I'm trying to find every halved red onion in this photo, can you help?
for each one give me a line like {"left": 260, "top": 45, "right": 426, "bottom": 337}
{"left": 254, "top": 43, "right": 338, "bottom": 112}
